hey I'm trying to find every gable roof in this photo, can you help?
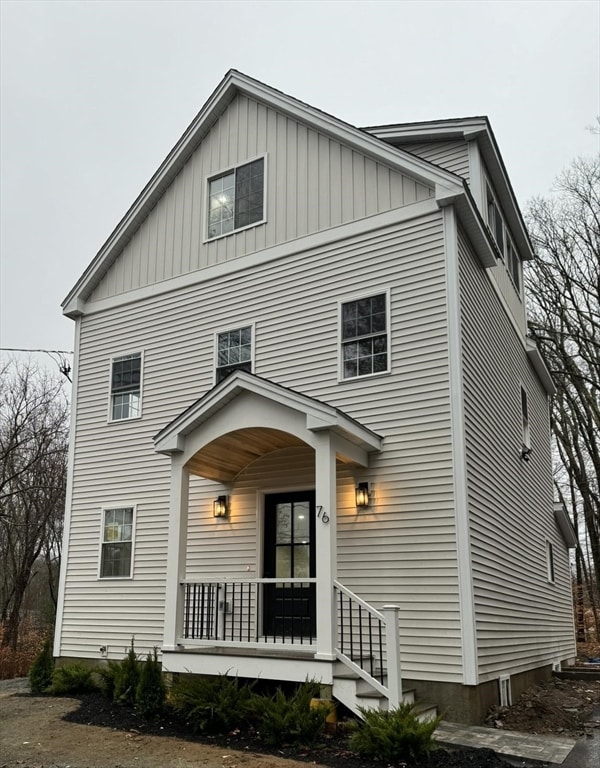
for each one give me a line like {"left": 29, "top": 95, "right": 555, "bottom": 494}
{"left": 364, "top": 117, "right": 535, "bottom": 262}
{"left": 62, "top": 70, "right": 496, "bottom": 317}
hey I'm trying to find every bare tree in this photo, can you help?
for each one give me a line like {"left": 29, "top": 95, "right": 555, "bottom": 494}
{"left": 525, "top": 156, "right": 600, "bottom": 636}
{"left": 0, "top": 361, "right": 69, "bottom": 649}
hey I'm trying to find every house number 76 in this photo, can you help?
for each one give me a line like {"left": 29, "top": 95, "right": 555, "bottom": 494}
{"left": 316, "top": 505, "right": 329, "bottom": 524}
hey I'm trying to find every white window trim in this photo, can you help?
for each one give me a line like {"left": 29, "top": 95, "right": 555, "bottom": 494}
{"left": 337, "top": 287, "right": 391, "bottom": 383}
{"left": 203, "top": 153, "right": 267, "bottom": 243}
{"left": 520, "top": 384, "right": 531, "bottom": 450}
{"left": 546, "top": 539, "right": 555, "bottom": 584}
{"left": 499, "top": 675, "right": 512, "bottom": 707}
{"left": 97, "top": 504, "right": 137, "bottom": 580}
{"left": 214, "top": 322, "right": 256, "bottom": 385}
{"left": 107, "top": 350, "right": 144, "bottom": 424}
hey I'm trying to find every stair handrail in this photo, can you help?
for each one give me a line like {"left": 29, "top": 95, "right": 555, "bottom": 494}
{"left": 333, "top": 580, "right": 402, "bottom": 708}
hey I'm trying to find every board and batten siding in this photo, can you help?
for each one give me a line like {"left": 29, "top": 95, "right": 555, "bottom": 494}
{"left": 457, "top": 228, "right": 575, "bottom": 681}
{"left": 397, "top": 141, "right": 470, "bottom": 183}
{"left": 59, "top": 208, "right": 465, "bottom": 681}
{"left": 87, "top": 93, "right": 434, "bottom": 303}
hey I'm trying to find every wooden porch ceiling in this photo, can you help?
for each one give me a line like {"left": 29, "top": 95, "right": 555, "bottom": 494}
{"left": 185, "top": 427, "right": 307, "bottom": 482}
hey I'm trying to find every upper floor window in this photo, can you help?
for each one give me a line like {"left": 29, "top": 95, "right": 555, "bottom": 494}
{"left": 521, "top": 386, "right": 530, "bottom": 449}
{"left": 486, "top": 185, "right": 505, "bottom": 257}
{"left": 546, "top": 540, "right": 555, "bottom": 583}
{"left": 99, "top": 506, "right": 135, "bottom": 579}
{"left": 341, "top": 293, "right": 388, "bottom": 379}
{"left": 506, "top": 240, "right": 521, "bottom": 292}
{"left": 216, "top": 326, "right": 252, "bottom": 383}
{"left": 208, "top": 158, "right": 265, "bottom": 239}
{"left": 110, "top": 353, "right": 142, "bottom": 421}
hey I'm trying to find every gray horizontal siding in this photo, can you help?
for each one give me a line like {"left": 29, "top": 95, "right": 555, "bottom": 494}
{"left": 458, "top": 228, "right": 574, "bottom": 680}
{"left": 59, "top": 209, "right": 463, "bottom": 679}
{"left": 399, "top": 141, "right": 470, "bottom": 182}
{"left": 88, "top": 94, "right": 434, "bottom": 302}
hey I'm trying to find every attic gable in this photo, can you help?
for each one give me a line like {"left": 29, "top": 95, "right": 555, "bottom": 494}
{"left": 63, "top": 70, "right": 467, "bottom": 317}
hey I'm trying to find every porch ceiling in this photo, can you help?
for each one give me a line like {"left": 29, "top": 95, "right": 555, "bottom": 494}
{"left": 185, "top": 427, "right": 306, "bottom": 481}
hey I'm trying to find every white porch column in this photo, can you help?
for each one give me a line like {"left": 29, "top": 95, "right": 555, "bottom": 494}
{"left": 383, "top": 604, "right": 403, "bottom": 708}
{"left": 162, "top": 454, "right": 189, "bottom": 651}
{"left": 313, "top": 431, "right": 337, "bottom": 660}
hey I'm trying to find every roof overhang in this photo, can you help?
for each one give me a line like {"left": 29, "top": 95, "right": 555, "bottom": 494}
{"left": 526, "top": 338, "right": 556, "bottom": 396}
{"left": 554, "top": 502, "right": 578, "bottom": 549}
{"left": 63, "top": 70, "right": 463, "bottom": 319}
{"left": 363, "top": 117, "right": 535, "bottom": 263}
{"left": 153, "top": 371, "right": 383, "bottom": 481}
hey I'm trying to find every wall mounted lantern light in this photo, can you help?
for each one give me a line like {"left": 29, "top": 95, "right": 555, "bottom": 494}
{"left": 355, "top": 482, "right": 370, "bottom": 508}
{"left": 213, "top": 495, "right": 229, "bottom": 518}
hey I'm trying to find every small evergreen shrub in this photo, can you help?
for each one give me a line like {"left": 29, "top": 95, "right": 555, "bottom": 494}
{"left": 251, "top": 679, "right": 327, "bottom": 747}
{"left": 135, "top": 647, "right": 166, "bottom": 719}
{"left": 347, "top": 703, "right": 441, "bottom": 763}
{"left": 113, "top": 638, "right": 140, "bottom": 706}
{"left": 97, "top": 659, "right": 121, "bottom": 700}
{"left": 170, "top": 673, "right": 255, "bottom": 734}
{"left": 28, "top": 639, "right": 54, "bottom": 693}
{"left": 50, "top": 663, "right": 99, "bottom": 695}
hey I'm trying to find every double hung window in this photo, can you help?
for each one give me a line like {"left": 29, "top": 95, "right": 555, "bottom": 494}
{"left": 486, "top": 185, "right": 505, "bottom": 257}
{"left": 110, "top": 353, "right": 142, "bottom": 421}
{"left": 208, "top": 158, "right": 265, "bottom": 239}
{"left": 216, "top": 326, "right": 252, "bottom": 383}
{"left": 341, "top": 293, "right": 388, "bottom": 379}
{"left": 100, "top": 507, "right": 134, "bottom": 578}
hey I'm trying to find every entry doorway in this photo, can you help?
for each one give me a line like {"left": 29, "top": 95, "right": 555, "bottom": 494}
{"left": 263, "top": 491, "right": 316, "bottom": 639}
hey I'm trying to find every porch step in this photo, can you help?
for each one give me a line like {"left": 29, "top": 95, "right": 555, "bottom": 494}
{"left": 332, "top": 669, "right": 436, "bottom": 723}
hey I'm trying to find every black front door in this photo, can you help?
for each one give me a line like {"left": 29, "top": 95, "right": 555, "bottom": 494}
{"left": 263, "top": 491, "right": 316, "bottom": 640}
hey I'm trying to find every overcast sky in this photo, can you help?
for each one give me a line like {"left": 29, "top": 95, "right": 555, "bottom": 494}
{"left": 1, "top": 0, "right": 598, "bottom": 372}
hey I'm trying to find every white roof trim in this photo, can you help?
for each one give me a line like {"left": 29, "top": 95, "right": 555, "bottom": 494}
{"left": 153, "top": 370, "right": 383, "bottom": 455}
{"left": 554, "top": 502, "right": 578, "bottom": 549}
{"left": 63, "top": 70, "right": 463, "bottom": 317}
{"left": 526, "top": 339, "right": 556, "bottom": 396}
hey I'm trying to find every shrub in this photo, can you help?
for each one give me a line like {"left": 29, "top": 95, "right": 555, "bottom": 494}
{"left": 135, "top": 647, "right": 166, "bottom": 719}
{"left": 251, "top": 679, "right": 327, "bottom": 747}
{"left": 113, "top": 638, "right": 140, "bottom": 706}
{"left": 347, "top": 703, "right": 442, "bottom": 763}
{"left": 28, "top": 639, "right": 54, "bottom": 693}
{"left": 170, "top": 673, "right": 255, "bottom": 734}
{"left": 97, "top": 659, "right": 121, "bottom": 700}
{"left": 50, "top": 663, "right": 99, "bottom": 695}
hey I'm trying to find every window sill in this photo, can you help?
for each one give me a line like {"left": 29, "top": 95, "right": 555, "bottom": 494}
{"left": 337, "top": 370, "right": 391, "bottom": 385}
{"left": 203, "top": 218, "right": 266, "bottom": 244}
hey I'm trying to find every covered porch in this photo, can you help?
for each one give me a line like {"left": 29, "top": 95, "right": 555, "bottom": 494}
{"left": 153, "top": 372, "right": 404, "bottom": 710}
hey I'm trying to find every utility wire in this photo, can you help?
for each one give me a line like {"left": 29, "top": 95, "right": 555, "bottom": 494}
{"left": 1, "top": 347, "right": 73, "bottom": 382}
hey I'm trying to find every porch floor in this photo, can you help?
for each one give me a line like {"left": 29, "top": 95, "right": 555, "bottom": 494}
{"left": 435, "top": 721, "right": 575, "bottom": 764}
{"left": 170, "top": 645, "right": 315, "bottom": 661}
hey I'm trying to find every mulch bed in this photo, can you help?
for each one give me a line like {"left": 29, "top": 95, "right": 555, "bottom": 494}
{"left": 64, "top": 692, "right": 535, "bottom": 768}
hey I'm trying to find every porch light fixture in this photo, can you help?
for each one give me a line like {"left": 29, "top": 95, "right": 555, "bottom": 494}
{"left": 213, "top": 495, "right": 229, "bottom": 518}
{"left": 355, "top": 482, "right": 370, "bottom": 508}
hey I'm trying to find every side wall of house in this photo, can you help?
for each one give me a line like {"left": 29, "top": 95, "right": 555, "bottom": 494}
{"left": 88, "top": 93, "right": 433, "bottom": 303}
{"left": 458, "top": 227, "right": 575, "bottom": 683}
{"left": 397, "top": 140, "right": 470, "bottom": 183}
{"left": 58, "top": 208, "right": 465, "bottom": 682}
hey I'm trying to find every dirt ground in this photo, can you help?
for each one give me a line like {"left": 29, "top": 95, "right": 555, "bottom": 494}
{"left": 1, "top": 672, "right": 600, "bottom": 768}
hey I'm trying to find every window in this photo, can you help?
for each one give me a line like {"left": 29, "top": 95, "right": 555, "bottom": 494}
{"left": 499, "top": 675, "right": 512, "bottom": 706}
{"left": 521, "top": 386, "right": 530, "bottom": 448}
{"left": 110, "top": 353, "right": 141, "bottom": 421}
{"left": 486, "top": 185, "right": 504, "bottom": 257}
{"left": 506, "top": 239, "right": 521, "bottom": 292}
{"left": 208, "top": 158, "right": 265, "bottom": 239}
{"left": 216, "top": 326, "right": 252, "bottom": 383}
{"left": 100, "top": 507, "right": 134, "bottom": 578}
{"left": 341, "top": 293, "right": 388, "bottom": 379}
{"left": 546, "top": 540, "right": 555, "bottom": 583}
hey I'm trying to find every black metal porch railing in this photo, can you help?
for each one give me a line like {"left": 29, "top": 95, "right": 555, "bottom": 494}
{"left": 333, "top": 580, "right": 386, "bottom": 686}
{"left": 182, "top": 579, "right": 317, "bottom": 645}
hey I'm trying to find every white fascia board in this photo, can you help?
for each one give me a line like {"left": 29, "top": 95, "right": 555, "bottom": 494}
{"left": 526, "top": 339, "right": 556, "bottom": 395}
{"left": 63, "top": 72, "right": 462, "bottom": 316}
{"left": 554, "top": 503, "right": 578, "bottom": 549}
{"left": 437, "top": 183, "right": 497, "bottom": 269}
{"left": 154, "top": 370, "right": 382, "bottom": 456}
{"left": 364, "top": 117, "right": 489, "bottom": 142}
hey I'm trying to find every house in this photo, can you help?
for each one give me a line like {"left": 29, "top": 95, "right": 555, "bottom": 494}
{"left": 54, "top": 70, "right": 577, "bottom": 724}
